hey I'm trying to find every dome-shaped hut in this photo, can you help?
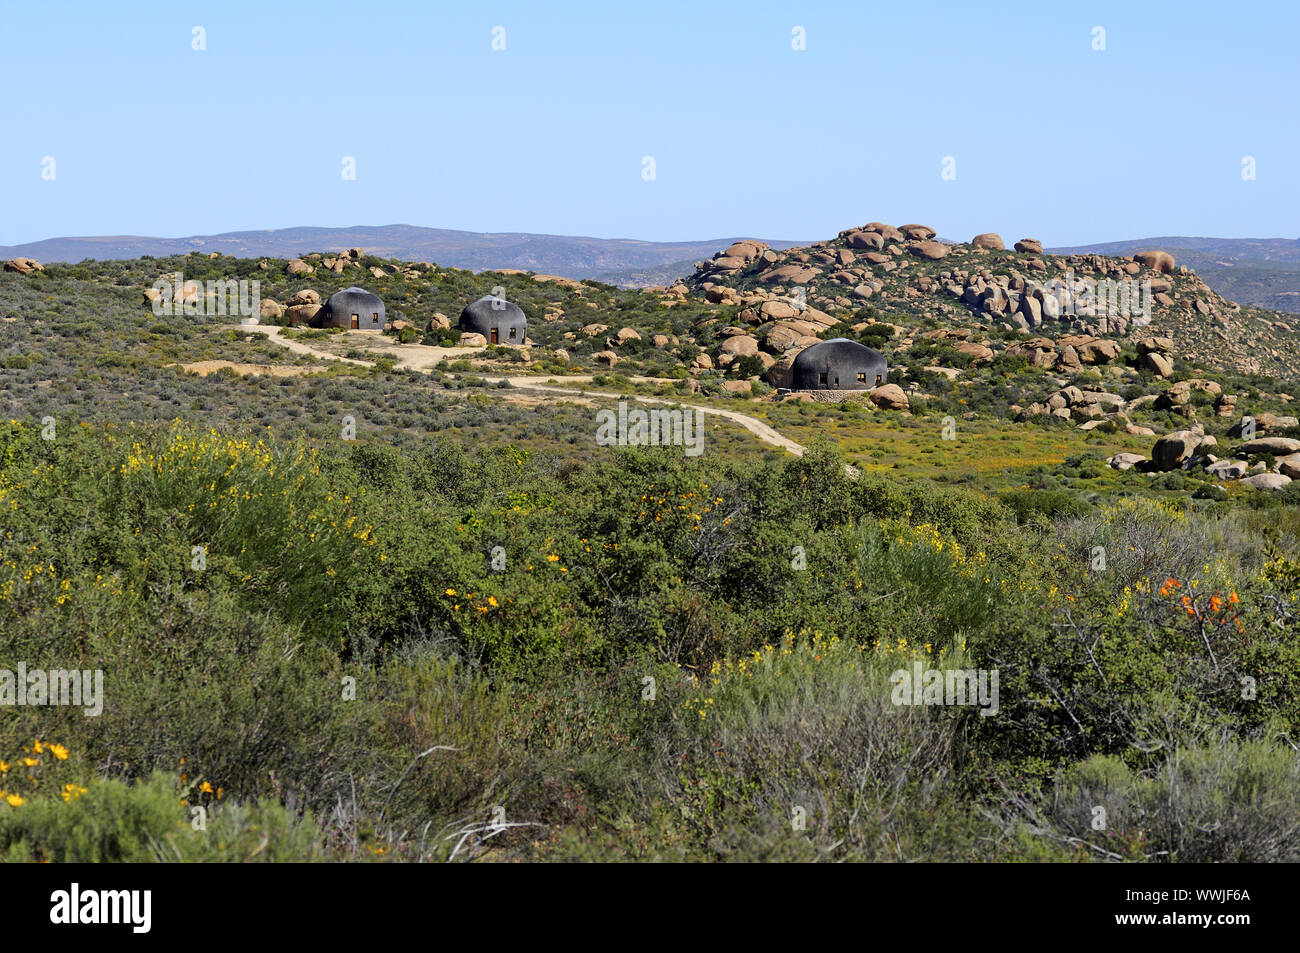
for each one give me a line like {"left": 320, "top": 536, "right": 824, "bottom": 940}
{"left": 459, "top": 294, "right": 527, "bottom": 345}
{"left": 318, "top": 287, "right": 386, "bottom": 330}
{"left": 791, "top": 338, "right": 887, "bottom": 390}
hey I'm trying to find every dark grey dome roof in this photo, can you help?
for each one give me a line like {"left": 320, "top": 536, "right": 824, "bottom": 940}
{"left": 325, "top": 287, "right": 383, "bottom": 308}
{"left": 791, "top": 338, "right": 887, "bottom": 390}
{"left": 318, "top": 286, "right": 386, "bottom": 328}
{"left": 459, "top": 294, "right": 527, "bottom": 336}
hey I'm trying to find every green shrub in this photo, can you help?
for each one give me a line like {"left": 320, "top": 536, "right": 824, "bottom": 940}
{"left": 664, "top": 631, "right": 982, "bottom": 860}
{"left": 1019, "top": 739, "right": 1300, "bottom": 862}
{"left": 0, "top": 772, "right": 324, "bottom": 863}
{"left": 998, "top": 488, "right": 1091, "bottom": 523}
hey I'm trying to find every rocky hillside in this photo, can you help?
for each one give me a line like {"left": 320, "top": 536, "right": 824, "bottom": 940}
{"left": 681, "top": 224, "right": 1300, "bottom": 379}
{"left": 0, "top": 225, "right": 804, "bottom": 282}
{"left": 8, "top": 243, "right": 1300, "bottom": 498}
{"left": 1053, "top": 236, "right": 1300, "bottom": 314}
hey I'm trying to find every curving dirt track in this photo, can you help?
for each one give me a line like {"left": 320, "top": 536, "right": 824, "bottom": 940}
{"left": 244, "top": 325, "right": 808, "bottom": 457}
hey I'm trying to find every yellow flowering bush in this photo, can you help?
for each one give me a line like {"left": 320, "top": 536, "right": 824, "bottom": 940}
{"left": 0, "top": 739, "right": 86, "bottom": 812}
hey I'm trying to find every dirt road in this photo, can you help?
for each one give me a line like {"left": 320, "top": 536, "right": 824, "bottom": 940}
{"left": 244, "top": 325, "right": 808, "bottom": 457}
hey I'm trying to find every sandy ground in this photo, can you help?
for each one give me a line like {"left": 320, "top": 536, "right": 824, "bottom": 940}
{"left": 237, "top": 325, "right": 809, "bottom": 457}
{"left": 236, "top": 326, "right": 374, "bottom": 366}
{"left": 494, "top": 391, "right": 600, "bottom": 409}
{"left": 493, "top": 375, "right": 805, "bottom": 455}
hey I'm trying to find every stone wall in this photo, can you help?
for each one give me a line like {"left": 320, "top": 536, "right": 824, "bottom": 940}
{"left": 798, "top": 389, "right": 874, "bottom": 404}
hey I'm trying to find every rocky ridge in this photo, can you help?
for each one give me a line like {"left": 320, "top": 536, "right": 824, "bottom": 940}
{"left": 680, "top": 224, "right": 1300, "bottom": 379}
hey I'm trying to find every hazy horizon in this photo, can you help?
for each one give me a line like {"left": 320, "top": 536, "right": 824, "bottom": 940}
{"left": 4, "top": 222, "right": 1296, "bottom": 257}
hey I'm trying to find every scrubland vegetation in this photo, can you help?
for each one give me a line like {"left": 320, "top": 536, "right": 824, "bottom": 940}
{"left": 2, "top": 418, "right": 1298, "bottom": 861}
{"left": 2, "top": 256, "right": 1299, "bottom": 862}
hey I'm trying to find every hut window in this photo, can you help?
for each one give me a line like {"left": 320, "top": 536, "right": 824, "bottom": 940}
{"left": 875, "top": 374, "right": 883, "bottom": 385}
{"left": 818, "top": 372, "right": 827, "bottom": 385}
{"left": 857, "top": 372, "right": 867, "bottom": 383}
{"left": 372, "top": 313, "right": 379, "bottom": 324}
{"left": 509, "top": 328, "right": 517, "bottom": 340}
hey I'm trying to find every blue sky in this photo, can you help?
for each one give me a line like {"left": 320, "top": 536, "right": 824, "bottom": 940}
{"left": 1, "top": 0, "right": 1296, "bottom": 246}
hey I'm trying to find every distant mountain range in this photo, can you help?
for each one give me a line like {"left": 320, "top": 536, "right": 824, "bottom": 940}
{"left": 5, "top": 226, "right": 1298, "bottom": 313}
{"left": 0, "top": 224, "right": 804, "bottom": 286}
{"left": 1050, "top": 236, "right": 1300, "bottom": 314}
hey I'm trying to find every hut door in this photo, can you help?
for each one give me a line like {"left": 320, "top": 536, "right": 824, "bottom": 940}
{"left": 490, "top": 328, "right": 499, "bottom": 344}
{"left": 350, "top": 313, "right": 359, "bottom": 329}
